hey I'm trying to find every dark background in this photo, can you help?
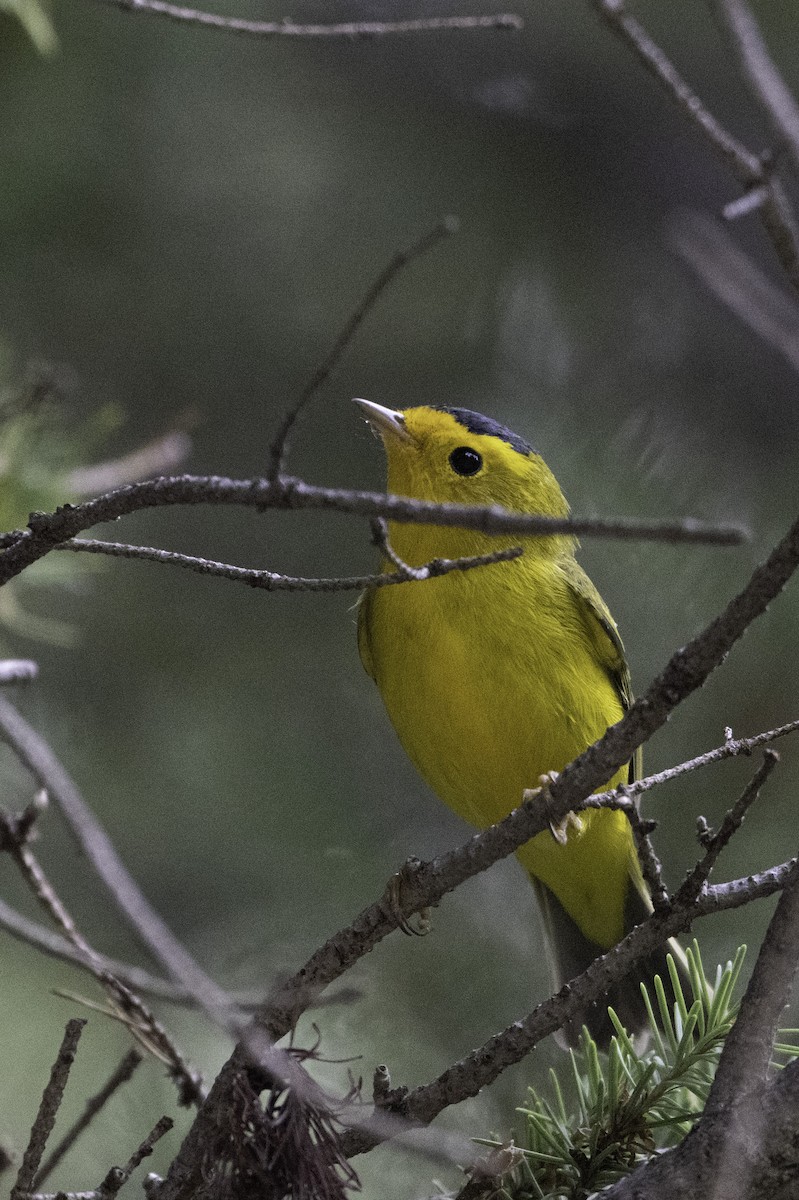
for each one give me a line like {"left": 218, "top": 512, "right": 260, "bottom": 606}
{"left": 1, "top": 1, "right": 798, "bottom": 1195}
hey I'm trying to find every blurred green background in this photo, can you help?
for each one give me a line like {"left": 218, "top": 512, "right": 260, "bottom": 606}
{"left": 1, "top": 0, "right": 799, "bottom": 1195}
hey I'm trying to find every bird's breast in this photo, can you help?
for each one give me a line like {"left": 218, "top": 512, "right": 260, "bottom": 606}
{"left": 364, "top": 559, "right": 624, "bottom": 828}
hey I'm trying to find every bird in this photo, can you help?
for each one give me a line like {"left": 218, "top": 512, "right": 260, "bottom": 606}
{"left": 354, "top": 398, "right": 685, "bottom": 1046}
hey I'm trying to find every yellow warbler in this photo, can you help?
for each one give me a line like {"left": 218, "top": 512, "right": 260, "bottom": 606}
{"left": 356, "top": 399, "right": 684, "bottom": 1044}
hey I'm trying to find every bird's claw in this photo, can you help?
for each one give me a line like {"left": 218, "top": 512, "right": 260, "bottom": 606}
{"left": 523, "top": 771, "right": 583, "bottom": 845}
{"left": 548, "top": 808, "right": 584, "bottom": 846}
{"left": 382, "top": 858, "right": 432, "bottom": 936}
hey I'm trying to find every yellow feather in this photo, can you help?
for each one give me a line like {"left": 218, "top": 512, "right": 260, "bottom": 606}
{"left": 356, "top": 402, "right": 678, "bottom": 1042}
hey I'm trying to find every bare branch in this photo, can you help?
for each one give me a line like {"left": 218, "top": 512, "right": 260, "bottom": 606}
{"left": 708, "top": 862, "right": 799, "bottom": 1114}
{"left": 589, "top": 0, "right": 799, "bottom": 290}
{"left": 268, "top": 218, "right": 458, "bottom": 478}
{"left": 0, "top": 473, "right": 748, "bottom": 587}
{"left": 603, "top": 855, "right": 799, "bottom": 1200}
{"left": 0, "top": 893, "right": 356, "bottom": 1010}
{"left": 94, "top": 0, "right": 523, "bottom": 40}
{"left": 136, "top": 471, "right": 799, "bottom": 1195}
{"left": 33, "top": 1050, "right": 144, "bottom": 1188}
{"left": 626, "top": 804, "right": 669, "bottom": 911}
{"left": 0, "top": 660, "right": 38, "bottom": 685}
{"left": 339, "top": 856, "right": 796, "bottom": 1157}
{"left": 254, "top": 498, "right": 799, "bottom": 1045}
{"left": 12, "top": 1019, "right": 86, "bottom": 1200}
{"left": 712, "top": 0, "right": 799, "bottom": 176}
{"left": 21, "top": 1115, "right": 174, "bottom": 1200}
{"left": 55, "top": 535, "right": 523, "bottom": 592}
{"left": 0, "top": 695, "right": 240, "bottom": 1028}
{"left": 676, "top": 750, "right": 779, "bottom": 902}
{"left": 0, "top": 802, "right": 204, "bottom": 1106}
{"left": 583, "top": 715, "right": 799, "bottom": 807}
{"left": 591, "top": 0, "right": 760, "bottom": 177}
{"left": 96, "top": 1114, "right": 173, "bottom": 1197}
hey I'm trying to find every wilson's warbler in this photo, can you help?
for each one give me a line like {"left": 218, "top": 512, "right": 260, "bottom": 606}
{"left": 356, "top": 399, "right": 684, "bottom": 1045}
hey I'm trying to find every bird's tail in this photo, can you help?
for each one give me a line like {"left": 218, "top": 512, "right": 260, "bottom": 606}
{"left": 531, "top": 876, "right": 692, "bottom": 1049}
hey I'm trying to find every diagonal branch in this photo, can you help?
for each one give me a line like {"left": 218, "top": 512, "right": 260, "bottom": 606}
{"left": 0, "top": 696, "right": 236, "bottom": 1017}
{"left": 0, "top": 802, "right": 203, "bottom": 1106}
{"left": 33, "top": 1050, "right": 144, "bottom": 1188}
{"left": 0, "top": 893, "right": 354, "bottom": 1010}
{"left": 602, "top": 854, "right": 799, "bottom": 1200}
{"left": 156, "top": 508, "right": 799, "bottom": 1191}
{"left": 255, "top": 512, "right": 799, "bottom": 1044}
{"left": 589, "top": 0, "right": 799, "bottom": 291}
{"left": 340, "top": 855, "right": 793, "bottom": 1158}
{"left": 712, "top": 0, "right": 799, "bottom": 176}
{"left": 676, "top": 750, "right": 780, "bottom": 902}
{"left": 12, "top": 1020, "right": 87, "bottom": 1200}
{"left": 581, "top": 716, "right": 799, "bottom": 807}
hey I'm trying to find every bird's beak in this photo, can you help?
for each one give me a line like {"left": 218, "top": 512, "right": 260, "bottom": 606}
{"left": 353, "top": 398, "right": 414, "bottom": 444}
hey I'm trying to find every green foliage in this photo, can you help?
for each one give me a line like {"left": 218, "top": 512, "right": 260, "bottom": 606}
{"left": 0, "top": 361, "right": 122, "bottom": 530}
{"left": 472, "top": 944, "right": 748, "bottom": 1200}
{"left": 0, "top": 358, "right": 123, "bottom": 645}
{"left": 0, "top": 0, "right": 57, "bottom": 54}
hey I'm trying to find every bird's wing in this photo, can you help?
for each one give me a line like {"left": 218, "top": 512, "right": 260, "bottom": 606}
{"left": 356, "top": 588, "right": 377, "bottom": 681}
{"left": 558, "top": 555, "right": 641, "bottom": 784}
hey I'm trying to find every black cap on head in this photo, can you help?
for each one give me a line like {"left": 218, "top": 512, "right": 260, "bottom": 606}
{"left": 433, "top": 406, "right": 535, "bottom": 456}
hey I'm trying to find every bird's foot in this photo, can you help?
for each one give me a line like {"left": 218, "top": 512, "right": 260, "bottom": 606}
{"left": 382, "top": 857, "right": 432, "bottom": 936}
{"left": 548, "top": 808, "right": 584, "bottom": 846}
{"left": 524, "top": 771, "right": 584, "bottom": 845}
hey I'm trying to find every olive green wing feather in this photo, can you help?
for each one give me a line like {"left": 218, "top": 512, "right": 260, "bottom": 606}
{"left": 558, "top": 555, "right": 641, "bottom": 784}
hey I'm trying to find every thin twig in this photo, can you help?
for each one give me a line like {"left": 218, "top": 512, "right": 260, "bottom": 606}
{"left": 583, "top": 716, "right": 799, "bottom": 807}
{"left": 0, "top": 803, "right": 204, "bottom": 1107}
{"left": 603, "top": 854, "right": 799, "bottom": 1200}
{"left": 676, "top": 750, "right": 780, "bottom": 902}
{"left": 55, "top": 535, "right": 523, "bottom": 590}
{"left": 339, "top": 856, "right": 798, "bottom": 1157}
{"left": 370, "top": 516, "right": 419, "bottom": 576}
{"left": 708, "top": 860, "right": 799, "bottom": 1114}
{"left": 96, "top": 0, "right": 523, "bottom": 39}
{"left": 0, "top": 891, "right": 356, "bottom": 1009}
{"left": 267, "top": 219, "right": 458, "bottom": 479}
{"left": 0, "top": 660, "right": 39, "bottom": 685}
{"left": 12, "top": 1019, "right": 86, "bottom": 1200}
{"left": 0, "top": 473, "right": 748, "bottom": 587}
{"left": 712, "top": 0, "right": 799, "bottom": 176}
{"left": 0, "top": 717, "right": 420, "bottom": 1177}
{"left": 97, "top": 1114, "right": 173, "bottom": 1197}
{"left": 21, "top": 1116, "right": 174, "bottom": 1200}
{"left": 258, "top": 664, "right": 799, "bottom": 1053}
{"left": 628, "top": 803, "right": 669, "bottom": 910}
{"left": 33, "top": 1050, "right": 144, "bottom": 1188}
{"left": 0, "top": 695, "right": 240, "bottom": 1022}
{"left": 589, "top": 0, "right": 799, "bottom": 290}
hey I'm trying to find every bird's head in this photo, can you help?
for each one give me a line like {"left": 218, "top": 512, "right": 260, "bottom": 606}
{"left": 355, "top": 400, "right": 571, "bottom": 564}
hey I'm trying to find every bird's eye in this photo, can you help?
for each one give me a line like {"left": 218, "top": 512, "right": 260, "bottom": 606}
{"left": 449, "top": 446, "right": 483, "bottom": 476}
